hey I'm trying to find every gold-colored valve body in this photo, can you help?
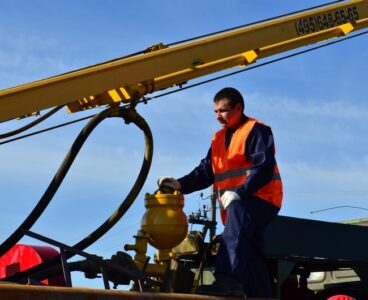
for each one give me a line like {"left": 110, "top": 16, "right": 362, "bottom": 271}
{"left": 141, "top": 191, "right": 188, "bottom": 250}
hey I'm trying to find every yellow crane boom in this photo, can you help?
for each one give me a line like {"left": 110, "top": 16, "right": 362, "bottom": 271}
{"left": 0, "top": 0, "right": 367, "bottom": 122}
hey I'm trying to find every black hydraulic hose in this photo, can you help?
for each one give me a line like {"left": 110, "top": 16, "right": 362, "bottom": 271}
{"left": 0, "top": 106, "right": 153, "bottom": 284}
{"left": 0, "top": 107, "right": 112, "bottom": 257}
{"left": 3, "top": 107, "right": 153, "bottom": 283}
{"left": 0, "top": 105, "right": 64, "bottom": 139}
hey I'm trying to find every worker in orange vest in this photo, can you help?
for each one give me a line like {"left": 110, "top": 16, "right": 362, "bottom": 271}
{"left": 158, "top": 87, "right": 282, "bottom": 298}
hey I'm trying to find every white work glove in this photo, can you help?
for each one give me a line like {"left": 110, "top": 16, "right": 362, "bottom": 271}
{"left": 219, "top": 191, "right": 241, "bottom": 210}
{"left": 157, "top": 176, "right": 181, "bottom": 191}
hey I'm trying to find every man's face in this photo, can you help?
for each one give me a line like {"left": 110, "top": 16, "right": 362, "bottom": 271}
{"left": 214, "top": 98, "right": 242, "bottom": 130}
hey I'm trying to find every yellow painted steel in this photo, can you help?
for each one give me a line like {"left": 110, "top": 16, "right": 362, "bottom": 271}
{"left": 125, "top": 230, "right": 150, "bottom": 264}
{"left": 124, "top": 229, "right": 167, "bottom": 277}
{"left": 124, "top": 191, "right": 188, "bottom": 278}
{"left": 0, "top": 283, "right": 272, "bottom": 300}
{"left": 0, "top": 0, "right": 367, "bottom": 122}
{"left": 141, "top": 191, "right": 187, "bottom": 252}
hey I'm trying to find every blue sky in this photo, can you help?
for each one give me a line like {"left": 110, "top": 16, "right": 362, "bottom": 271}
{"left": 1, "top": 0, "right": 368, "bottom": 288}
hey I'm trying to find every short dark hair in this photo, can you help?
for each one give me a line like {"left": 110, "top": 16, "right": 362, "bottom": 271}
{"left": 213, "top": 87, "right": 244, "bottom": 110}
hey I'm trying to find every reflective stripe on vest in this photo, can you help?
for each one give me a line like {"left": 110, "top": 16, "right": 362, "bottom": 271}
{"left": 214, "top": 171, "right": 282, "bottom": 197}
{"left": 211, "top": 117, "right": 283, "bottom": 224}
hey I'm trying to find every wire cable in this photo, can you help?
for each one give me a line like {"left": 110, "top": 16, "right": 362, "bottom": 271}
{"left": 0, "top": 105, "right": 64, "bottom": 139}
{"left": 0, "top": 113, "right": 96, "bottom": 145}
{"left": 139, "top": 30, "right": 368, "bottom": 103}
{"left": 41, "top": 1, "right": 345, "bottom": 72}
{"left": 168, "top": 0, "right": 345, "bottom": 46}
{"left": 1, "top": 29, "right": 367, "bottom": 146}
{"left": 310, "top": 206, "right": 368, "bottom": 214}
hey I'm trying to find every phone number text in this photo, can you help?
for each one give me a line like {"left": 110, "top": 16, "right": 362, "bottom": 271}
{"left": 295, "top": 6, "right": 360, "bottom": 36}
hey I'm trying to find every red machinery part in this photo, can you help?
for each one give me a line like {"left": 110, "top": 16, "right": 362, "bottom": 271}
{"left": 0, "top": 244, "right": 65, "bottom": 286}
{"left": 327, "top": 295, "right": 356, "bottom": 300}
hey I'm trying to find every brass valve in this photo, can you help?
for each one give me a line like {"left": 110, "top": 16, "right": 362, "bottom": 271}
{"left": 141, "top": 191, "right": 188, "bottom": 252}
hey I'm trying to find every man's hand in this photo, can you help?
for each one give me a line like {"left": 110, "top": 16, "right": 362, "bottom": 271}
{"left": 157, "top": 176, "right": 181, "bottom": 191}
{"left": 219, "top": 191, "right": 241, "bottom": 210}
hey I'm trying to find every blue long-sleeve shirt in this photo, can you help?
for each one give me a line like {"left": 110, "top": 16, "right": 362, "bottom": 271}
{"left": 177, "top": 115, "right": 276, "bottom": 200}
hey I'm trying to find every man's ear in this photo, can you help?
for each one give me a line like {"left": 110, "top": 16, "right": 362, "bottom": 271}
{"left": 235, "top": 103, "right": 243, "bottom": 112}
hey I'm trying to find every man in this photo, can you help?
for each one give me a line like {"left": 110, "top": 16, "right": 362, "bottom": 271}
{"left": 158, "top": 87, "right": 282, "bottom": 298}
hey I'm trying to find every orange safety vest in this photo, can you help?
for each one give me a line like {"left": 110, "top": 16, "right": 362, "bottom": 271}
{"left": 211, "top": 117, "right": 283, "bottom": 224}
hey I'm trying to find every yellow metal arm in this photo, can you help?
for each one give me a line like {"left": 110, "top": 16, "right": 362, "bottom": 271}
{"left": 0, "top": 0, "right": 367, "bottom": 122}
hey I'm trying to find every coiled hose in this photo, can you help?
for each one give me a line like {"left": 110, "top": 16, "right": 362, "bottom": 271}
{"left": 1, "top": 105, "right": 153, "bottom": 283}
